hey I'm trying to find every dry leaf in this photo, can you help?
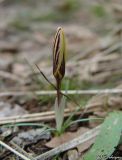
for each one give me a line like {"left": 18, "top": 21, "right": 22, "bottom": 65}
{"left": 46, "top": 132, "right": 75, "bottom": 148}
{"left": 77, "top": 137, "right": 96, "bottom": 153}
{"left": 46, "top": 127, "right": 89, "bottom": 148}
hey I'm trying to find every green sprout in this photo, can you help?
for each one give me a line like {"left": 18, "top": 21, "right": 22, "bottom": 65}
{"left": 36, "top": 27, "right": 98, "bottom": 136}
{"left": 36, "top": 27, "right": 67, "bottom": 135}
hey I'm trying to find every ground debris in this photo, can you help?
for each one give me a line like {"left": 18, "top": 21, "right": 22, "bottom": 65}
{"left": 0, "top": 101, "right": 28, "bottom": 118}
{"left": 13, "top": 128, "right": 51, "bottom": 146}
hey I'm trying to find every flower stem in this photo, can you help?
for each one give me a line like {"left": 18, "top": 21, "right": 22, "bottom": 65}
{"left": 57, "top": 79, "right": 61, "bottom": 106}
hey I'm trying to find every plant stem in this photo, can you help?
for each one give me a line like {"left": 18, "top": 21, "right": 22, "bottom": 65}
{"left": 57, "top": 79, "right": 61, "bottom": 106}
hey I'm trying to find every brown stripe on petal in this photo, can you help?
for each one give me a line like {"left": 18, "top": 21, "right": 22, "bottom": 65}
{"left": 55, "top": 49, "right": 60, "bottom": 64}
{"left": 53, "top": 49, "right": 60, "bottom": 74}
{"left": 53, "top": 28, "right": 61, "bottom": 58}
{"left": 60, "top": 54, "right": 65, "bottom": 78}
{"left": 53, "top": 28, "right": 62, "bottom": 77}
{"left": 54, "top": 33, "right": 61, "bottom": 56}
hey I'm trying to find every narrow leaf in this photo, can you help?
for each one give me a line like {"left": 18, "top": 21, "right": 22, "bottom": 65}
{"left": 54, "top": 96, "right": 66, "bottom": 132}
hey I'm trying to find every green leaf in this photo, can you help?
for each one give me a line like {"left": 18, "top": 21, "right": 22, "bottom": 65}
{"left": 83, "top": 112, "right": 122, "bottom": 160}
{"left": 54, "top": 96, "right": 66, "bottom": 133}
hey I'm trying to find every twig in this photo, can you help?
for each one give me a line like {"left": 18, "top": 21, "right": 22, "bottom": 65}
{"left": 0, "top": 108, "right": 84, "bottom": 125}
{"left": 0, "top": 140, "right": 30, "bottom": 160}
{"left": 0, "top": 89, "right": 122, "bottom": 97}
{"left": 10, "top": 141, "right": 35, "bottom": 160}
{"left": 0, "top": 108, "right": 76, "bottom": 120}
{"left": 35, "top": 125, "right": 101, "bottom": 160}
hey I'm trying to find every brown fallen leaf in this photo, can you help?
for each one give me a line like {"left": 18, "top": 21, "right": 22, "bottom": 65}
{"left": 77, "top": 136, "right": 96, "bottom": 153}
{"left": 46, "top": 127, "right": 89, "bottom": 148}
{"left": 46, "top": 132, "right": 75, "bottom": 148}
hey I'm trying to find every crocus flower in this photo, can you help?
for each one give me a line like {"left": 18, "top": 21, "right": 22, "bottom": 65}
{"left": 53, "top": 27, "right": 66, "bottom": 105}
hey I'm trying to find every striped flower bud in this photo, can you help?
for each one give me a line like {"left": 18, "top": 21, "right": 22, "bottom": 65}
{"left": 53, "top": 27, "right": 66, "bottom": 105}
{"left": 53, "top": 27, "right": 66, "bottom": 81}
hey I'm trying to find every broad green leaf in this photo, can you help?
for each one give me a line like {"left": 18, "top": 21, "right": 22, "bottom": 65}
{"left": 83, "top": 112, "right": 122, "bottom": 160}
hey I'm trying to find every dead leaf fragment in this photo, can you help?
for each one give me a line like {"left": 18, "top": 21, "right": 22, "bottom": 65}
{"left": 77, "top": 137, "right": 96, "bottom": 153}
{"left": 46, "top": 127, "right": 89, "bottom": 148}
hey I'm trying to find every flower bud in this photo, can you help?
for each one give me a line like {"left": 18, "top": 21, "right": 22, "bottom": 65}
{"left": 53, "top": 27, "right": 66, "bottom": 105}
{"left": 53, "top": 27, "right": 66, "bottom": 82}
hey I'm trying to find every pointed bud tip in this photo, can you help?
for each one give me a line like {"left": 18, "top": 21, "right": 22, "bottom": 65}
{"left": 57, "top": 27, "right": 62, "bottom": 30}
{"left": 57, "top": 27, "right": 64, "bottom": 33}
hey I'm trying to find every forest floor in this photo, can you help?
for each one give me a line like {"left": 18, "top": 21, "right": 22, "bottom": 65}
{"left": 0, "top": 0, "right": 122, "bottom": 159}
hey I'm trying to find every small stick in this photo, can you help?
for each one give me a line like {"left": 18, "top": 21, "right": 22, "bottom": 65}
{"left": 10, "top": 141, "right": 35, "bottom": 160}
{"left": 0, "top": 140, "right": 31, "bottom": 160}
{"left": 0, "top": 108, "right": 85, "bottom": 125}
{"left": 0, "top": 108, "right": 72, "bottom": 121}
{"left": 0, "top": 89, "right": 122, "bottom": 97}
